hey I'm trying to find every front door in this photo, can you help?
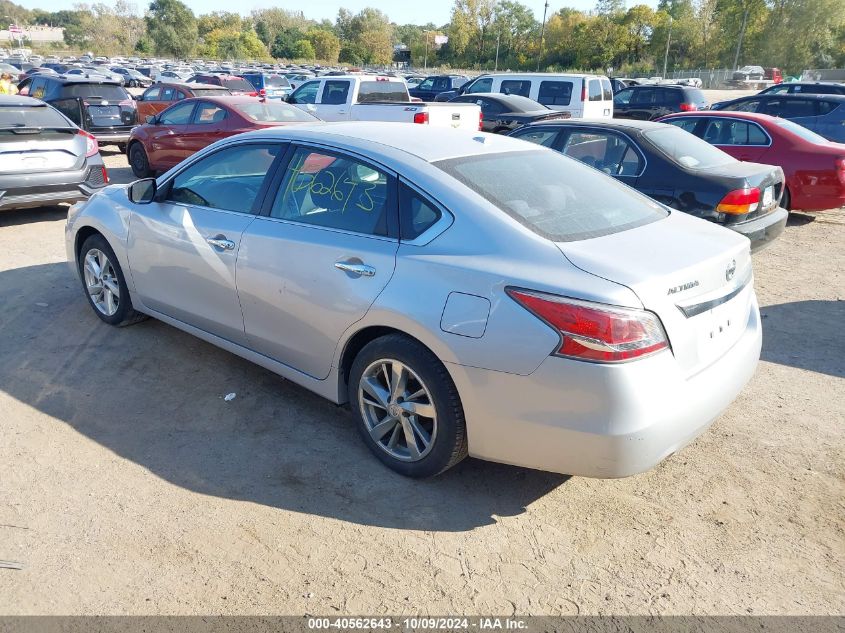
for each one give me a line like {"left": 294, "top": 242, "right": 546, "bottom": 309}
{"left": 237, "top": 145, "right": 399, "bottom": 379}
{"left": 145, "top": 101, "right": 195, "bottom": 170}
{"left": 127, "top": 143, "right": 285, "bottom": 344}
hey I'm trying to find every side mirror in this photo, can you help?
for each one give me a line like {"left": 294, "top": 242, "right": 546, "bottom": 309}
{"left": 128, "top": 178, "right": 157, "bottom": 204}
{"left": 145, "top": 114, "right": 156, "bottom": 124}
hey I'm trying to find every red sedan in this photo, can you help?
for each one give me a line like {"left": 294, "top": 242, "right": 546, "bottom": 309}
{"left": 659, "top": 110, "right": 845, "bottom": 211}
{"left": 127, "top": 96, "right": 319, "bottom": 178}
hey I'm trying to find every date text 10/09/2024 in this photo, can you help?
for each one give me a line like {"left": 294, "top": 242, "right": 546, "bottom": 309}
{"left": 307, "top": 617, "right": 529, "bottom": 630}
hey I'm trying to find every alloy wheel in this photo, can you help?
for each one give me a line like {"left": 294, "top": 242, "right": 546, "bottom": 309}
{"left": 83, "top": 248, "right": 120, "bottom": 316}
{"left": 358, "top": 358, "right": 438, "bottom": 462}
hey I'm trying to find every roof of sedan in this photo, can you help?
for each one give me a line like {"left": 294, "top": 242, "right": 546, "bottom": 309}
{"left": 659, "top": 110, "right": 777, "bottom": 125}
{"left": 524, "top": 118, "right": 669, "bottom": 132}
{"left": 240, "top": 121, "right": 538, "bottom": 162}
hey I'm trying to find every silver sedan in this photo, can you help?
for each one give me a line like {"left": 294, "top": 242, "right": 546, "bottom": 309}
{"left": 65, "top": 123, "right": 762, "bottom": 478}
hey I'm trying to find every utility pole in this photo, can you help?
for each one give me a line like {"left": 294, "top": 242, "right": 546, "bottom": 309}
{"left": 424, "top": 30, "right": 430, "bottom": 71}
{"left": 662, "top": 16, "right": 672, "bottom": 79}
{"left": 733, "top": 3, "right": 749, "bottom": 70}
{"left": 536, "top": 0, "right": 549, "bottom": 72}
{"left": 494, "top": 32, "right": 500, "bottom": 72}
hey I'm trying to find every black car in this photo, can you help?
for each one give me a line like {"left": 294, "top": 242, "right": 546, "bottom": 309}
{"left": 613, "top": 85, "right": 709, "bottom": 120}
{"left": 0, "top": 95, "right": 107, "bottom": 211}
{"left": 16, "top": 75, "right": 137, "bottom": 148}
{"left": 509, "top": 119, "right": 787, "bottom": 251}
{"left": 408, "top": 75, "right": 469, "bottom": 101}
{"left": 449, "top": 93, "right": 570, "bottom": 133}
{"left": 758, "top": 81, "right": 845, "bottom": 96}
{"left": 710, "top": 93, "right": 845, "bottom": 143}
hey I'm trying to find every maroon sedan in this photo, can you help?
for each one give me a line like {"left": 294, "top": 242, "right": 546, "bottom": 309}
{"left": 127, "top": 96, "right": 319, "bottom": 177}
{"left": 660, "top": 110, "right": 845, "bottom": 212}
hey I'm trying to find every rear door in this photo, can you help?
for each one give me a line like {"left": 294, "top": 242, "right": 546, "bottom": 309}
{"left": 811, "top": 100, "right": 845, "bottom": 142}
{"left": 703, "top": 117, "right": 769, "bottom": 162}
{"left": 237, "top": 144, "right": 400, "bottom": 379}
{"left": 582, "top": 78, "right": 611, "bottom": 118}
{"left": 763, "top": 97, "right": 818, "bottom": 130}
{"left": 557, "top": 128, "right": 645, "bottom": 185}
{"left": 180, "top": 100, "right": 230, "bottom": 158}
{"left": 317, "top": 79, "right": 352, "bottom": 121}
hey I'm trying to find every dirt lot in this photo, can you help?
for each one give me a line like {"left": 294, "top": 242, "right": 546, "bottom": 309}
{"left": 0, "top": 141, "right": 843, "bottom": 616}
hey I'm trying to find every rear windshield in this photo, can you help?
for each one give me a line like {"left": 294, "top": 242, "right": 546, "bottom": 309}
{"left": 62, "top": 84, "right": 128, "bottom": 100}
{"left": 0, "top": 104, "right": 70, "bottom": 129}
{"left": 266, "top": 75, "right": 290, "bottom": 88}
{"left": 686, "top": 88, "right": 707, "bottom": 104}
{"left": 434, "top": 149, "right": 667, "bottom": 242}
{"left": 192, "top": 87, "right": 230, "bottom": 96}
{"left": 221, "top": 78, "right": 256, "bottom": 92}
{"left": 774, "top": 118, "right": 828, "bottom": 144}
{"left": 645, "top": 126, "right": 734, "bottom": 169}
{"left": 234, "top": 102, "right": 318, "bottom": 123}
{"left": 358, "top": 81, "right": 409, "bottom": 103}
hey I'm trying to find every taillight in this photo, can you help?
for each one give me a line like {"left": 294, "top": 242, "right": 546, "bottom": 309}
{"left": 78, "top": 130, "right": 98, "bottom": 157}
{"left": 679, "top": 102, "right": 697, "bottom": 111}
{"left": 581, "top": 82, "right": 586, "bottom": 102}
{"left": 507, "top": 289, "right": 669, "bottom": 363}
{"left": 717, "top": 187, "right": 760, "bottom": 214}
{"left": 478, "top": 110, "right": 483, "bottom": 130}
{"left": 413, "top": 112, "right": 429, "bottom": 124}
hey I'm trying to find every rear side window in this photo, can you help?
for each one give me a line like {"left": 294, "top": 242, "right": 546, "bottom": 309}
{"left": 0, "top": 104, "right": 70, "bottom": 129}
{"left": 358, "top": 81, "right": 409, "bottom": 103}
{"left": 588, "top": 80, "right": 603, "bottom": 102}
{"left": 631, "top": 88, "right": 656, "bottom": 105}
{"left": 192, "top": 102, "right": 226, "bottom": 125}
{"left": 538, "top": 81, "right": 572, "bottom": 106}
{"left": 561, "top": 131, "right": 643, "bottom": 176}
{"left": 664, "top": 117, "right": 699, "bottom": 133}
{"left": 766, "top": 98, "right": 817, "bottom": 118}
{"left": 501, "top": 80, "right": 531, "bottom": 98}
{"left": 702, "top": 119, "right": 768, "bottom": 145}
{"left": 645, "top": 126, "right": 735, "bottom": 169}
{"left": 322, "top": 80, "right": 350, "bottom": 105}
{"left": 434, "top": 150, "right": 666, "bottom": 242}
{"left": 400, "top": 184, "right": 442, "bottom": 240}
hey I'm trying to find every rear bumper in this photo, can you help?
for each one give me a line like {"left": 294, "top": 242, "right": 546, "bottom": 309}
{"left": 446, "top": 293, "right": 762, "bottom": 478}
{"left": 729, "top": 207, "right": 788, "bottom": 252}
{"left": 0, "top": 165, "right": 106, "bottom": 211}
{"left": 91, "top": 131, "right": 132, "bottom": 144}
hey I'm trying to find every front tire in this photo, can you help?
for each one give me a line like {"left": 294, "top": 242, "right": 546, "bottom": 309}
{"left": 78, "top": 234, "right": 147, "bottom": 327}
{"left": 348, "top": 334, "right": 468, "bottom": 478}
{"left": 782, "top": 187, "right": 792, "bottom": 211}
{"left": 129, "top": 143, "right": 152, "bottom": 178}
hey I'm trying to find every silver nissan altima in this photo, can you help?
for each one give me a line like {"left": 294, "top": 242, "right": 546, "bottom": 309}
{"left": 65, "top": 122, "right": 762, "bottom": 478}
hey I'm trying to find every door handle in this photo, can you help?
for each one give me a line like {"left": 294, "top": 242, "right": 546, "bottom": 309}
{"left": 206, "top": 235, "right": 235, "bottom": 251}
{"left": 334, "top": 261, "right": 376, "bottom": 277}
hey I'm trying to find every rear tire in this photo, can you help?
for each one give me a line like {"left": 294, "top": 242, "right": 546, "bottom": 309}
{"left": 348, "top": 334, "right": 468, "bottom": 478}
{"left": 78, "top": 234, "right": 147, "bottom": 327}
{"left": 129, "top": 143, "right": 152, "bottom": 178}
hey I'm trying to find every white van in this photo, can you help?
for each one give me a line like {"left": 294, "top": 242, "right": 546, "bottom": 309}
{"left": 437, "top": 73, "right": 614, "bottom": 118}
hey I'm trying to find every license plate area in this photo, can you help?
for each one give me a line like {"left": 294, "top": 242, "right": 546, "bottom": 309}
{"left": 694, "top": 291, "right": 749, "bottom": 364}
{"left": 762, "top": 185, "right": 774, "bottom": 210}
{"left": 90, "top": 105, "right": 119, "bottom": 116}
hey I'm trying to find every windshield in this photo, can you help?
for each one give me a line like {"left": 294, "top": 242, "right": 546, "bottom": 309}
{"left": 644, "top": 126, "right": 735, "bottom": 169}
{"left": 434, "top": 149, "right": 667, "bottom": 242}
{"left": 266, "top": 75, "right": 290, "bottom": 88}
{"left": 0, "top": 104, "right": 70, "bottom": 129}
{"left": 358, "top": 81, "right": 409, "bottom": 103}
{"left": 774, "top": 118, "right": 829, "bottom": 144}
{"left": 235, "top": 102, "right": 318, "bottom": 122}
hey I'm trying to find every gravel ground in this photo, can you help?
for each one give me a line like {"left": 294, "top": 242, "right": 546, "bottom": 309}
{"left": 0, "top": 141, "right": 842, "bottom": 616}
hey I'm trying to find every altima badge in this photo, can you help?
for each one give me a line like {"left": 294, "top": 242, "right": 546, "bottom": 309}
{"left": 726, "top": 259, "right": 737, "bottom": 281}
{"left": 667, "top": 281, "right": 699, "bottom": 295}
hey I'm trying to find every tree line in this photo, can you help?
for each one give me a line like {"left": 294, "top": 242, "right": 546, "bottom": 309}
{"left": 2, "top": 0, "right": 843, "bottom": 73}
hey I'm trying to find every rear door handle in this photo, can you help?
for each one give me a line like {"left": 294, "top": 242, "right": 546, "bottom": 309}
{"left": 334, "top": 261, "right": 376, "bottom": 277}
{"left": 206, "top": 235, "right": 235, "bottom": 251}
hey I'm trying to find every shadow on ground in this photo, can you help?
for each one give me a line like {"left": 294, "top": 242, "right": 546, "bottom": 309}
{"left": 0, "top": 206, "right": 67, "bottom": 228}
{"left": 760, "top": 300, "right": 845, "bottom": 379}
{"left": 0, "top": 261, "right": 567, "bottom": 532}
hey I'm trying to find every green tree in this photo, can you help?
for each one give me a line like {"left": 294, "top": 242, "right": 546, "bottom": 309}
{"left": 292, "top": 39, "right": 315, "bottom": 59}
{"left": 197, "top": 11, "right": 242, "bottom": 37}
{"left": 146, "top": 0, "right": 197, "bottom": 58}
{"left": 270, "top": 26, "right": 306, "bottom": 58}
{"left": 307, "top": 28, "right": 341, "bottom": 62}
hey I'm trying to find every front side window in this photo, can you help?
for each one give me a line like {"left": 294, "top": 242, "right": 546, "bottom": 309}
{"left": 466, "top": 77, "right": 493, "bottom": 94}
{"left": 588, "top": 79, "right": 603, "bottom": 102}
{"left": 271, "top": 148, "right": 391, "bottom": 236}
{"left": 160, "top": 86, "right": 177, "bottom": 101}
{"left": 614, "top": 88, "right": 633, "bottom": 105}
{"left": 435, "top": 150, "right": 666, "bottom": 242}
{"left": 631, "top": 88, "right": 656, "bottom": 105}
{"left": 167, "top": 144, "right": 281, "bottom": 213}
{"left": 562, "top": 131, "right": 642, "bottom": 176}
{"left": 416, "top": 78, "right": 434, "bottom": 91}
{"left": 722, "top": 99, "right": 761, "bottom": 113}
{"left": 142, "top": 86, "right": 161, "bottom": 101}
{"left": 501, "top": 80, "right": 531, "bottom": 98}
{"left": 321, "top": 80, "right": 350, "bottom": 105}
{"left": 159, "top": 102, "right": 195, "bottom": 125}
{"left": 538, "top": 81, "right": 573, "bottom": 106}
{"left": 289, "top": 81, "right": 320, "bottom": 104}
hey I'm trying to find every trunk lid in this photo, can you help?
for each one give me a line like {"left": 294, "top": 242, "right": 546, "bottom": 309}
{"left": 558, "top": 211, "right": 755, "bottom": 376}
{"left": 0, "top": 129, "right": 84, "bottom": 173}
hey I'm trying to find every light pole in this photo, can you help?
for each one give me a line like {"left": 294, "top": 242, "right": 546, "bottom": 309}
{"left": 423, "top": 30, "right": 431, "bottom": 71}
{"left": 662, "top": 16, "right": 673, "bottom": 79}
{"left": 494, "top": 32, "right": 500, "bottom": 72}
{"left": 536, "top": 1, "right": 550, "bottom": 72}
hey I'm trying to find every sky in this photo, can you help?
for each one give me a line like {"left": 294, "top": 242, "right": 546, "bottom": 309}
{"left": 15, "top": 0, "right": 655, "bottom": 26}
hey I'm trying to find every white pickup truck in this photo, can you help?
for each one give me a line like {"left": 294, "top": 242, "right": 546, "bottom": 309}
{"left": 286, "top": 75, "right": 482, "bottom": 130}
